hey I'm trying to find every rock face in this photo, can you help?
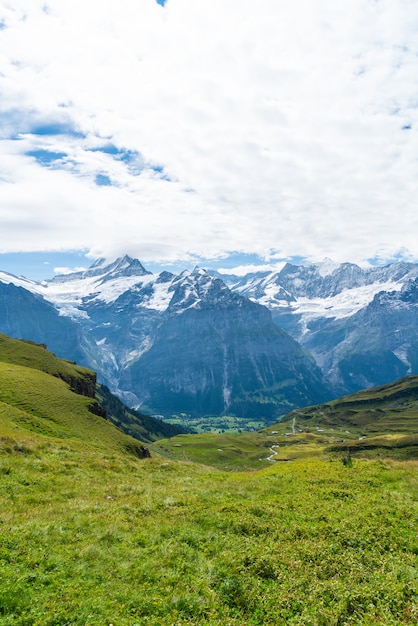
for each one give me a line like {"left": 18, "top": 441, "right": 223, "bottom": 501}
{"left": 118, "top": 269, "right": 329, "bottom": 419}
{"left": 0, "top": 258, "right": 330, "bottom": 421}
{"left": 0, "top": 281, "right": 92, "bottom": 366}
{"left": 221, "top": 261, "right": 418, "bottom": 395}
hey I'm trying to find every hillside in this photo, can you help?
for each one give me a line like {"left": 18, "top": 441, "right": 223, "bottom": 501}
{"left": 0, "top": 335, "right": 416, "bottom": 624}
{"left": 152, "top": 375, "right": 418, "bottom": 469}
{"left": 279, "top": 374, "right": 418, "bottom": 457}
{"left": 0, "top": 333, "right": 185, "bottom": 445}
{"left": 0, "top": 335, "right": 150, "bottom": 459}
{"left": 96, "top": 383, "right": 188, "bottom": 443}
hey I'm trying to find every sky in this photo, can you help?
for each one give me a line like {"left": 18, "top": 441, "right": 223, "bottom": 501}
{"left": 1, "top": 0, "right": 418, "bottom": 280}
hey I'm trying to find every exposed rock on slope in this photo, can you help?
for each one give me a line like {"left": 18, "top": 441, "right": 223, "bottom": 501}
{"left": 120, "top": 269, "right": 329, "bottom": 419}
{"left": 221, "top": 260, "right": 418, "bottom": 395}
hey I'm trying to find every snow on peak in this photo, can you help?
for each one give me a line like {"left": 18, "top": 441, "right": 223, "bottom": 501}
{"left": 0, "top": 271, "right": 42, "bottom": 291}
{"left": 49, "top": 255, "right": 149, "bottom": 284}
{"left": 316, "top": 258, "right": 339, "bottom": 277}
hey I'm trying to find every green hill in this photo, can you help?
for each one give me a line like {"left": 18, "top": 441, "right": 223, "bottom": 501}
{"left": 0, "top": 334, "right": 417, "bottom": 624}
{"left": 0, "top": 332, "right": 186, "bottom": 446}
{"left": 277, "top": 374, "right": 418, "bottom": 458}
{"left": 0, "top": 335, "right": 150, "bottom": 458}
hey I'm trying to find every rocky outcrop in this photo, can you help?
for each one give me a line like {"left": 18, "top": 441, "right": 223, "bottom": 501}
{"left": 62, "top": 370, "right": 97, "bottom": 399}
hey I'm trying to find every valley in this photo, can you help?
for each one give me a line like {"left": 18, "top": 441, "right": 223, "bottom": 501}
{"left": 159, "top": 412, "right": 266, "bottom": 434}
{"left": 152, "top": 374, "right": 418, "bottom": 470}
{"left": 0, "top": 334, "right": 417, "bottom": 624}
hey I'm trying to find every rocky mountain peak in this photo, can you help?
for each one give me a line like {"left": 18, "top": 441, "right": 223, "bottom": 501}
{"left": 167, "top": 267, "right": 238, "bottom": 313}
{"left": 99, "top": 255, "right": 151, "bottom": 281}
{"left": 48, "top": 255, "right": 150, "bottom": 285}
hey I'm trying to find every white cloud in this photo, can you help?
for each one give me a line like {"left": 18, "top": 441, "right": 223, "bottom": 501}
{"left": 53, "top": 266, "right": 87, "bottom": 275}
{"left": 0, "top": 0, "right": 418, "bottom": 266}
{"left": 217, "top": 263, "right": 287, "bottom": 277}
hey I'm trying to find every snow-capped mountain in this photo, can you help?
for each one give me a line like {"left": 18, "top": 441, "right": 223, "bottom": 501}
{"left": 219, "top": 260, "right": 418, "bottom": 394}
{"left": 0, "top": 256, "right": 330, "bottom": 421}
{"left": 38, "top": 256, "right": 152, "bottom": 317}
{"left": 219, "top": 260, "right": 418, "bottom": 323}
{"left": 301, "top": 277, "right": 418, "bottom": 394}
{"left": 2, "top": 254, "right": 418, "bottom": 415}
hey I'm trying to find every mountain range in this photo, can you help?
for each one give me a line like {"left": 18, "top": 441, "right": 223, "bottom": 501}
{"left": 220, "top": 260, "right": 418, "bottom": 395}
{"left": 1, "top": 255, "right": 418, "bottom": 424}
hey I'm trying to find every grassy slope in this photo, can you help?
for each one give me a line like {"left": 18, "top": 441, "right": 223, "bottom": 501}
{"left": 0, "top": 333, "right": 93, "bottom": 387}
{"left": 0, "top": 335, "right": 417, "bottom": 623}
{"left": 0, "top": 444, "right": 416, "bottom": 625}
{"left": 0, "top": 334, "right": 148, "bottom": 458}
{"left": 0, "top": 332, "right": 186, "bottom": 445}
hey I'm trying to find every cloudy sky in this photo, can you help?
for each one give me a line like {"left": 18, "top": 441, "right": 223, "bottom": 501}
{"left": 1, "top": 0, "right": 418, "bottom": 278}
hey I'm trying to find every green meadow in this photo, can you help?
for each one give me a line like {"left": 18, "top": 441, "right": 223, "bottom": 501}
{"left": 1, "top": 445, "right": 417, "bottom": 625}
{"left": 0, "top": 335, "right": 417, "bottom": 624}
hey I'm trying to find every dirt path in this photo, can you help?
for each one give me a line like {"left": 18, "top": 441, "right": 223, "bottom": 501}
{"left": 266, "top": 445, "right": 279, "bottom": 461}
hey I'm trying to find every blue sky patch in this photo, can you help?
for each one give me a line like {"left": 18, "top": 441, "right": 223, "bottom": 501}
{"left": 118, "top": 149, "right": 140, "bottom": 165}
{"left": 151, "top": 164, "right": 172, "bottom": 181}
{"left": 0, "top": 251, "right": 91, "bottom": 281}
{"left": 30, "top": 122, "right": 85, "bottom": 138}
{"left": 91, "top": 144, "right": 138, "bottom": 163}
{"left": 156, "top": 0, "right": 167, "bottom": 6}
{"left": 95, "top": 173, "right": 112, "bottom": 186}
{"left": 26, "top": 149, "right": 67, "bottom": 165}
{"left": 89, "top": 145, "right": 144, "bottom": 175}
{"left": 90, "top": 143, "right": 120, "bottom": 155}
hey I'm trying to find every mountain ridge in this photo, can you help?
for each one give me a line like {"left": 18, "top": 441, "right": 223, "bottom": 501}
{"left": 1, "top": 255, "right": 418, "bottom": 422}
{"left": 0, "top": 257, "right": 331, "bottom": 421}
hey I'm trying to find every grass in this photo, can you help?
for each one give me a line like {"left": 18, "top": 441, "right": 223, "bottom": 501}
{"left": 151, "top": 431, "right": 274, "bottom": 470}
{"left": 0, "top": 359, "right": 148, "bottom": 460}
{"left": 0, "top": 335, "right": 417, "bottom": 623}
{"left": 0, "top": 333, "right": 93, "bottom": 388}
{"left": 0, "top": 441, "right": 417, "bottom": 625}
